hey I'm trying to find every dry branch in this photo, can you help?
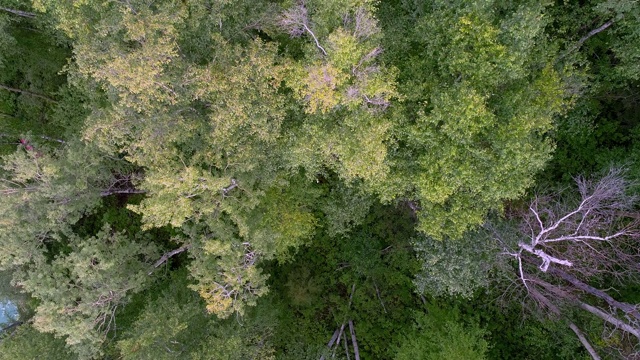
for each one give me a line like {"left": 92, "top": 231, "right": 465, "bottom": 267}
{"left": 569, "top": 323, "right": 601, "bottom": 360}
{"left": 100, "top": 188, "right": 146, "bottom": 197}
{"left": 549, "top": 267, "right": 640, "bottom": 321}
{"left": 578, "top": 302, "right": 640, "bottom": 339}
{"left": 0, "top": 7, "right": 35, "bottom": 18}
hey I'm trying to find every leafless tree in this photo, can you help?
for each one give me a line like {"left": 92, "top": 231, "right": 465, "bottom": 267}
{"left": 493, "top": 168, "right": 640, "bottom": 358}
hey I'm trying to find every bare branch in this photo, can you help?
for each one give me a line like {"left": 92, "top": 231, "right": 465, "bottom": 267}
{"left": 351, "top": 7, "right": 378, "bottom": 40}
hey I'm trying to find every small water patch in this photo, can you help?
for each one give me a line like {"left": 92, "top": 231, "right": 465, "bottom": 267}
{"left": 0, "top": 300, "right": 19, "bottom": 327}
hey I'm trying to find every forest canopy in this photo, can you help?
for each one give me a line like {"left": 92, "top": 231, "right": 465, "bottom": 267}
{"left": 1, "top": 0, "right": 640, "bottom": 359}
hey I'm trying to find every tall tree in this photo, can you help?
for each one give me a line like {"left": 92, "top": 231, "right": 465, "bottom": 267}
{"left": 16, "top": 226, "right": 157, "bottom": 359}
{"left": 376, "top": 0, "right": 572, "bottom": 239}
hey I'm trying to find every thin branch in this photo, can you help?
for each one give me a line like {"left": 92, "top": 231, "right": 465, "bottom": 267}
{"left": 327, "top": 328, "right": 340, "bottom": 348}
{"left": 517, "top": 255, "right": 530, "bottom": 291}
{"left": 542, "top": 231, "right": 628, "bottom": 244}
{"left": 0, "top": 84, "right": 57, "bottom": 103}
{"left": 533, "top": 198, "right": 588, "bottom": 244}
{"left": 39, "top": 135, "right": 65, "bottom": 144}
{"left": 348, "top": 283, "right": 356, "bottom": 308}
{"left": 335, "top": 323, "right": 346, "bottom": 350}
{"left": 320, "top": 328, "right": 341, "bottom": 360}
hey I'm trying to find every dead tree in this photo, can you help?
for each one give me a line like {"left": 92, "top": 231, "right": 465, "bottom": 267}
{"left": 493, "top": 168, "right": 640, "bottom": 358}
